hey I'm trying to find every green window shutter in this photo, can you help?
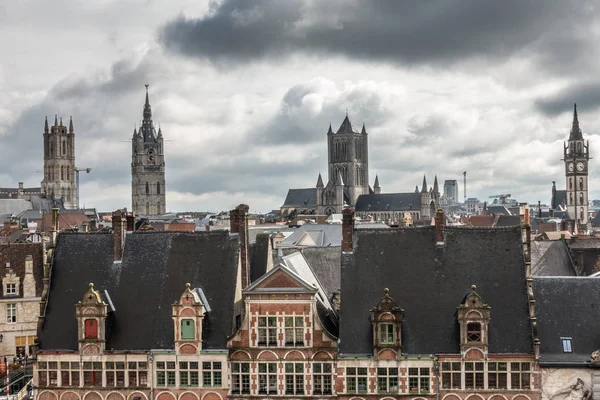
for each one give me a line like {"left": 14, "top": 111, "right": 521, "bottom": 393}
{"left": 181, "top": 319, "right": 195, "bottom": 339}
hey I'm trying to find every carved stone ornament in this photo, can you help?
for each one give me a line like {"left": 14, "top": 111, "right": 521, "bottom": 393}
{"left": 591, "top": 349, "right": 600, "bottom": 361}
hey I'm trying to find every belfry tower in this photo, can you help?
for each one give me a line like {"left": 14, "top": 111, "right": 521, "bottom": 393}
{"left": 131, "top": 85, "right": 166, "bottom": 215}
{"left": 41, "top": 115, "right": 77, "bottom": 209}
{"left": 564, "top": 104, "right": 590, "bottom": 230}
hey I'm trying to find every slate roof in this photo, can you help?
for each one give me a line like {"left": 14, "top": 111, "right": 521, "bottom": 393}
{"left": 569, "top": 238, "right": 600, "bottom": 250}
{"left": 592, "top": 212, "right": 600, "bottom": 228}
{"left": 533, "top": 277, "right": 600, "bottom": 364}
{"left": 0, "top": 242, "right": 44, "bottom": 297}
{"left": 552, "top": 190, "right": 567, "bottom": 209}
{"left": 40, "top": 230, "right": 239, "bottom": 351}
{"left": 300, "top": 247, "right": 341, "bottom": 301}
{"left": 339, "top": 226, "right": 532, "bottom": 356}
{"left": 0, "top": 199, "right": 33, "bottom": 216}
{"left": 531, "top": 241, "right": 575, "bottom": 277}
{"left": 278, "top": 224, "right": 342, "bottom": 248}
{"left": 250, "top": 233, "right": 270, "bottom": 283}
{"left": 282, "top": 188, "right": 317, "bottom": 208}
{"left": 355, "top": 193, "right": 422, "bottom": 212}
{"left": 495, "top": 215, "right": 521, "bottom": 227}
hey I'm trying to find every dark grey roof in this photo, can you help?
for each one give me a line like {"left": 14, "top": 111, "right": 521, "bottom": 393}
{"left": 40, "top": 231, "right": 239, "bottom": 351}
{"left": 592, "top": 212, "right": 600, "bottom": 228}
{"left": 495, "top": 215, "right": 521, "bottom": 227}
{"left": 250, "top": 233, "right": 270, "bottom": 283}
{"left": 339, "top": 226, "right": 532, "bottom": 356}
{"left": 355, "top": 193, "right": 422, "bottom": 212}
{"left": 299, "top": 247, "right": 341, "bottom": 301}
{"left": 487, "top": 205, "right": 511, "bottom": 215}
{"left": 531, "top": 241, "right": 575, "bottom": 277}
{"left": 569, "top": 238, "right": 600, "bottom": 250}
{"left": 552, "top": 190, "right": 567, "bottom": 209}
{"left": 336, "top": 115, "right": 358, "bottom": 134}
{"left": 282, "top": 188, "right": 317, "bottom": 208}
{"left": 533, "top": 277, "right": 600, "bottom": 364}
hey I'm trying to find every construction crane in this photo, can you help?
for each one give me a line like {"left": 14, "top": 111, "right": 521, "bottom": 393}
{"left": 488, "top": 193, "right": 512, "bottom": 204}
{"left": 463, "top": 171, "right": 467, "bottom": 202}
{"left": 75, "top": 167, "right": 92, "bottom": 209}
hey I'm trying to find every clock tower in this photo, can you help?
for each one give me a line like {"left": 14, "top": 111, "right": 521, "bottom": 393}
{"left": 131, "top": 85, "right": 167, "bottom": 215}
{"left": 564, "top": 104, "right": 590, "bottom": 230}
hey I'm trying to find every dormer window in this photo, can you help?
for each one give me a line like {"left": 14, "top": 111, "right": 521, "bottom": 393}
{"left": 370, "top": 288, "right": 404, "bottom": 359}
{"left": 84, "top": 319, "right": 98, "bottom": 339}
{"left": 380, "top": 323, "right": 395, "bottom": 344}
{"left": 467, "top": 322, "right": 482, "bottom": 342}
{"left": 561, "top": 337, "right": 573, "bottom": 353}
{"left": 181, "top": 319, "right": 195, "bottom": 339}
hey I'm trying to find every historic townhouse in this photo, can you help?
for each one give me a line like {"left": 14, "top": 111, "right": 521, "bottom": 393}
{"left": 337, "top": 209, "right": 541, "bottom": 400}
{"left": 227, "top": 258, "right": 338, "bottom": 398}
{"left": 35, "top": 209, "right": 242, "bottom": 400}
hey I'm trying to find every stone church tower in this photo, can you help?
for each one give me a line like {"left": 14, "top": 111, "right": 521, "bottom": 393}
{"left": 131, "top": 85, "right": 166, "bottom": 215}
{"left": 41, "top": 115, "right": 77, "bottom": 209}
{"left": 317, "top": 114, "right": 370, "bottom": 215}
{"left": 564, "top": 104, "right": 590, "bottom": 230}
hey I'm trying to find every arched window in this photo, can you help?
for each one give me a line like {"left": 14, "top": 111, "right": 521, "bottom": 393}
{"left": 581, "top": 208, "right": 584, "bottom": 221}
{"left": 157, "top": 182, "right": 161, "bottom": 195}
{"left": 579, "top": 178, "right": 584, "bottom": 190}
{"left": 62, "top": 141, "right": 66, "bottom": 155}
{"left": 67, "top": 166, "right": 70, "bottom": 181}
{"left": 570, "top": 193, "right": 573, "bottom": 205}
{"left": 84, "top": 319, "right": 98, "bottom": 339}
{"left": 467, "top": 322, "right": 481, "bottom": 342}
{"left": 60, "top": 166, "right": 64, "bottom": 180}
{"left": 146, "top": 202, "right": 150, "bottom": 215}
{"left": 579, "top": 194, "right": 584, "bottom": 205}
{"left": 181, "top": 319, "right": 195, "bottom": 339}
{"left": 145, "top": 182, "right": 149, "bottom": 195}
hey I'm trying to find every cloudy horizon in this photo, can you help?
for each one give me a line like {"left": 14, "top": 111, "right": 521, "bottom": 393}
{"left": 2, "top": 0, "right": 600, "bottom": 213}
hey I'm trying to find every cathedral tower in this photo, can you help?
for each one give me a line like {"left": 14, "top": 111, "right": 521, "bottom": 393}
{"left": 41, "top": 115, "right": 77, "bottom": 209}
{"left": 131, "top": 85, "right": 166, "bottom": 215}
{"left": 326, "top": 114, "right": 370, "bottom": 207}
{"left": 564, "top": 104, "right": 590, "bottom": 230}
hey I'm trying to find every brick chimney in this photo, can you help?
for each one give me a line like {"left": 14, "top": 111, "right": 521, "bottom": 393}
{"left": 82, "top": 222, "right": 89, "bottom": 233}
{"left": 126, "top": 212, "right": 135, "bottom": 233}
{"left": 112, "top": 210, "right": 126, "bottom": 261}
{"left": 230, "top": 204, "right": 250, "bottom": 288}
{"left": 435, "top": 208, "right": 445, "bottom": 244}
{"left": 342, "top": 208, "right": 354, "bottom": 252}
{"left": 17, "top": 182, "right": 23, "bottom": 199}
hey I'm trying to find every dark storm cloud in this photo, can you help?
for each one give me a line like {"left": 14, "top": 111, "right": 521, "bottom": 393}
{"left": 535, "top": 82, "right": 600, "bottom": 116}
{"left": 159, "top": 0, "right": 596, "bottom": 69}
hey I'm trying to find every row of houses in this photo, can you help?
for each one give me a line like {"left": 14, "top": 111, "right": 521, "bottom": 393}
{"left": 0, "top": 206, "right": 597, "bottom": 400}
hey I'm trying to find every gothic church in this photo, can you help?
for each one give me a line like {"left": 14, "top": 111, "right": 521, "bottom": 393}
{"left": 131, "top": 85, "right": 166, "bottom": 216}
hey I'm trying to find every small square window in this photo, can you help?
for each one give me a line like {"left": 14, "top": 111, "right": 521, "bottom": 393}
{"left": 561, "top": 337, "right": 573, "bottom": 353}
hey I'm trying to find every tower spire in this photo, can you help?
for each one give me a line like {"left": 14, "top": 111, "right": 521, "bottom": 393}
{"left": 433, "top": 175, "right": 439, "bottom": 193}
{"left": 316, "top": 172, "right": 324, "bottom": 188}
{"left": 569, "top": 103, "right": 583, "bottom": 140}
{"left": 143, "top": 84, "right": 152, "bottom": 122}
{"left": 44, "top": 116, "right": 49, "bottom": 133}
{"left": 54, "top": 114, "right": 58, "bottom": 127}
{"left": 421, "top": 175, "right": 428, "bottom": 193}
{"left": 69, "top": 116, "right": 73, "bottom": 133}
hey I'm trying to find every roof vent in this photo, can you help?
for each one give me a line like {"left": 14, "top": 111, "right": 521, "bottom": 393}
{"left": 5, "top": 263, "right": 10, "bottom": 268}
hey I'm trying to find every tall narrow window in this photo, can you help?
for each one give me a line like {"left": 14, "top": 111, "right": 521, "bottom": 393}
{"left": 231, "top": 362, "right": 250, "bottom": 394}
{"left": 146, "top": 203, "right": 150, "bottom": 215}
{"left": 408, "top": 367, "right": 430, "bottom": 394}
{"left": 579, "top": 178, "right": 584, "bottom": 190}
{"left": 346, "top": 367, "right": 368, "bottom": 393}
{"left": 180, "top": 319, "right": 195, "bottom": 339}
{"left": 258, "top": 363, "right": 278, "bottom": 395}
{"left": 562, "top": 337, "right": 573, "bottom": 353}
{"left": 284, "top": 363, "right": 304, "bottom": 395}
{"left": 60, "top": 166, "right": 64, "bottom": 180}
{"left": 62, "top": 141, "right": 66, "bottom": 155}
{"left": 145, "top": 182, "right": 149, "bottom": 195}
{"left": 377, "top": 367, "right": 399, "bottom": 393}
{"left": 157, "top": 182, "right": 161, "bottom": 194}
{"left": 488, "top": 362, "right": 507, "bottom": 389}
{"left": 258, "top": 316, "right": 277, "bottom": 346}
{"left": 284, "top": 316, "right": 304, "bottom": 346}
{"left": 7, "top": 303, "right": 16, "bottom": 323}
{"left": 379, "top": 323, "right": 395, "bottom": 344}
{"left": 441, "top": 362, "right": 461, "bottom": 389}
{"left": 313, "top": 363, "right": 332, "bottom": 395}
{"left": 84, "top": 319, "right": 98, "bottom": 339}
{"left": 510, "top": 362, "right": 531, "bottom": 389}
{"left": 467, "top": 322, "right": 481, "bottom": 342}
{"left": 465, "top": 362, "right": 484, "bottom": 389}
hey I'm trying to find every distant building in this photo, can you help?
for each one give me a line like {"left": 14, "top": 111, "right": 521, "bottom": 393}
{"left": 41, "top": 115, "right": 77, "bottom": 209}
{"left": 131, "top": 85, "right": 167, "bottom": 216}
{"left": 444, "top": 179, "right": 459, "bottom": 204}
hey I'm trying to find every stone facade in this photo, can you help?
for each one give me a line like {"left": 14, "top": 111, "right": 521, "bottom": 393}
{"left": 131, "top": 85, "right": 166, "bottom": 216}
{"left": 41, "top": 116, "right": 77, "bottom": 209}
{"left": 0, "top": 241, "right": 46, "bottom": 357}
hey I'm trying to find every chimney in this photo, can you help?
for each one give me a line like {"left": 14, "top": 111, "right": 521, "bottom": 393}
{"left": 112, "top": 210, "right": 126, "bottom": 262}
{"left": 231, "top": 204, "right": 250, "bottom": 288}
{"left": 342, "top": 208, "right": 354, "bottom": 252}
{"left": 537, "top": 201, "right": 542, "bottom": 218}
{"left": 126, "top": 213, "right": 135, "bottom": 233}
{"left": 51, "top": 208, "right": 59, "bottom": 246}
{"left": 82, "top": 222, "right": 89, "bottom": 233}
{"left": 17, "top": 182, "right": 23, "bottom": 199}
{"left": 435, "top": 208, "right": 445, "bottom": 244}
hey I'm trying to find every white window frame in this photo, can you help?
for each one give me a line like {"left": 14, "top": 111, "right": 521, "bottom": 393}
{"left": 7, "top": 303, "right": 16, "bottom": 323}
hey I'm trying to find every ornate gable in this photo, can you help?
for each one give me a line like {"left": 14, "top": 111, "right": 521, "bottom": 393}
{"left": 172, "top": 283, "right": 206, "bottom": 355}
{"left": 457, "top": 285, "right": 491, "bottom": 357}
{"left": 370, "top": 288, "right": 404, "bottom": 360}
{"left": 75, "top": 283, "right": 108, "bottom": 355}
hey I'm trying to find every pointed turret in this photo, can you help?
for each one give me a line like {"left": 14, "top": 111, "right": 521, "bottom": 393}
{"left": 143, "top": 84, "right": 152, "bottom": 122}
{"left": 361, "top": 123, "right": 367, "bottom": 134}
{"left": 132, "top": 126, "right": 138, "bottom": 139}
{"left": 336, "top": 170, "right": 345, "bottom": 186}
{"left": 421, "top": 175, "right": 428, "bottom": 193}
{"left": 570, "top": 103, "right": 583, "bottom": 140}
{"left": 59, "top": 117, "right": 63, "bottom": 127}
{"left": 44, "top": 117, "right": 49, "bottom": 133}
{"left": 69, "top": 116, "right": 73, "bottom": 133}
{"left": 157, "top": 125, "right": 163, "bottom": 138}
{"left": 316, "top": 172, "right": 324, "bottom": 188}
{"left": 433, "top": 175, "right": 439, "bottom": 194}
{"left": 54, "top": 114, "right": 58, "bottom": 127}
{"left": 327, "top": 123, "right": 333, "bottom": 135}
{"left": 374, "top": 174, "right": 381, "bottom": 194}
{"left": 337, "top": 115, "right": 356, "bottom": 134}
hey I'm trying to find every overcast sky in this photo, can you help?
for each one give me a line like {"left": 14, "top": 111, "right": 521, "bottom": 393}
{"left": 2, "top": 0, "right": 600, "bottom": 213}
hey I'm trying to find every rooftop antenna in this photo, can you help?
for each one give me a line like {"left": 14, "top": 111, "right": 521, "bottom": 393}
{"left": 463, "top": 171, "right": 467, "bottom": 202}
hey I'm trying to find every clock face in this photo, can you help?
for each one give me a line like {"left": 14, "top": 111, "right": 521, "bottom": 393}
{"left": 577, "top": 162, "right": 585, "bottom": 172}
{"left": 568, "top": 163, "right": 574, "bottom": 172}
